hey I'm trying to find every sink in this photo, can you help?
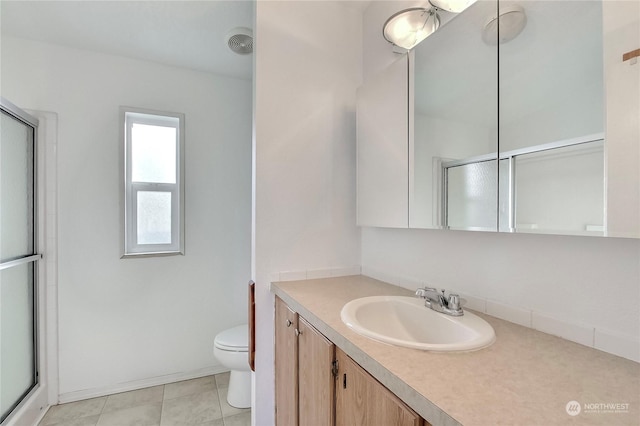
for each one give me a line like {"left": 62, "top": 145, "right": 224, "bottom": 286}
{"left": 340, "top": 296, "right": 495, "bottom": 352}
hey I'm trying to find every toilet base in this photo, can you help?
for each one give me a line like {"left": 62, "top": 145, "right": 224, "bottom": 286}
{"left": 227, "top": 370, "right": 251, "bottom": 408}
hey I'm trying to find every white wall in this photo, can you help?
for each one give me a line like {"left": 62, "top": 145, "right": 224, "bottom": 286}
{"left": 1, "top": 37, "right": 252, "bottom": 398}
{"left": 253, "top": 1, "right": 362, "bottom": 423}
{"left": 362, "top": 1, "right": 640, "bottom": 361}
{"left": 604, "top": 0, "right": 640, "bottom": 238}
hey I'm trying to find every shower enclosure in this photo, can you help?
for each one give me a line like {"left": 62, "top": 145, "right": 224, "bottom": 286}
{"left": 0, "top": 99, "right": 40, "bottom": 423}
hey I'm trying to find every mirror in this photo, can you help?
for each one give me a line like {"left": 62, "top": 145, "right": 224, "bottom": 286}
{"left": 497, "top": 0, "right": 605, "bottom": 236}
{"left": 408, "top": 0, "right": 638, "bottom": 238}
{"left": 410, "top": 0, "right": 498, "bottom": 231}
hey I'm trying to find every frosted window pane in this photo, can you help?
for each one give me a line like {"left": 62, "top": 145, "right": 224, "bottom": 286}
{"left": 137, "top": 191, "right": 172, "bottom": 245}
{"left": 0, "top": 263, "right": 35, "bottom": 420}
{"left": 447, "top": 160, "right": 497, "bottom": 231}
{"left": 131, "top": 123, "right": 176, "bottom": 183}
{"left": 0, "top": 111, "right": 34, "bottom": 261}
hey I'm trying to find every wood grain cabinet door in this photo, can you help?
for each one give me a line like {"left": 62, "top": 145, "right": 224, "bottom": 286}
{"left": 275, "top": 297, "right": 298, "bottom": 426}
{"left": 335, "top": 348, "right": 424, "bottom": 426}
{"left": 298, "top": 317, "right": 335, "bottom": 426}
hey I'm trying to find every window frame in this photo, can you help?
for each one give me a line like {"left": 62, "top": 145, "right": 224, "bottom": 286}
{"left": 120, "top": 107, "right": 185, "bottom": 258}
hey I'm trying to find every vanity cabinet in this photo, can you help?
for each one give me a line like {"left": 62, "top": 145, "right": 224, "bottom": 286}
{"left": 275, "top": 297, "right": 427, "bottom": 426}
{"left": 275, "top": 297, "right": 334, "bottom": 426}
{"left": 335, "top": 348, "right": 424, "bottom": 426}
{"left": 298, "top": 317, "right": 335, "bottom": 424}
{"left": 275, "top": 297, "right": 299, "bottom": 425}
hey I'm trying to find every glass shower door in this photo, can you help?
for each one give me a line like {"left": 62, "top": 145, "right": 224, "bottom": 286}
{"left": 445, "top": 159, "right": 498, "bottom": 231}
{"left": 0, "top": 103, "right": 39, "bottom": 422}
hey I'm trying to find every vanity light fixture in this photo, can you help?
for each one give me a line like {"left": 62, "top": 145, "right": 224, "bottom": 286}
{"left": 383, "top": 7, "right": 440, "bottom": 51}
{"left": 482, "top": 4, "right": 527, "bottom": 45}
{"left": 428, "top": 0, "right": 477, "bottom": 14}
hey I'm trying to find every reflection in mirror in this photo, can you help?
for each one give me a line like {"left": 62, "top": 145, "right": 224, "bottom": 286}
{"left": 498, "top": 1, "right": 605, "bottom": 235}
{"left": 445, "top": 159, "right": 498, "bottom": 231}
{"left": 498, "top": 137, "right": 605, "bottom": 234}
{"left": 410, "top": 0, "right": 498, "bottom": 230}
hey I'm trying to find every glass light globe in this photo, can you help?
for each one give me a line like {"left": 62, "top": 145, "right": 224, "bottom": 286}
{"left": 383, "top": 8, "right": 440, "bottom": 50}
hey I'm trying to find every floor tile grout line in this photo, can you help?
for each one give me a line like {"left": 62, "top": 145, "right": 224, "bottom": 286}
{"left": 99, "top": 393, "right": 108, "bottom": 415}
{"left": 159, "top": 383, "right": 166, "bottom": 426}
{"left": 40, "top": 397, "right": 107, "bottom": 426}
{"left": 96, "top": 393, "right": 107, "bottom": 426}
{"left": 214, "top": 373, "right": 223, "bottom": 425}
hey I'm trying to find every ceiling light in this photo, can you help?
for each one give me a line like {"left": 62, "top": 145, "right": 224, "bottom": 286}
{"left": 428, "top": 0, "right": 477, "bottom": 14}
{"left": 482, "top": 4, "right": 527, "bottom": 45}
{"left": 383, "top": 7, "right": 440, "bottom": 51}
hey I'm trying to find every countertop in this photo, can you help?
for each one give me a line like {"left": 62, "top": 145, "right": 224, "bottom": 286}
{"left": 271, "top": 275, "right": 640, "bottom": 426}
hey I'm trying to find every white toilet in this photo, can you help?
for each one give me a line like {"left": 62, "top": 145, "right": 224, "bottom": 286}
{"left": 213, "top": 324, "right": 251, "bottom": 408}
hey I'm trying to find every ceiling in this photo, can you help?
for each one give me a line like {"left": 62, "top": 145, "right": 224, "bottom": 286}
{"left": 0, "top": 0, "right": 255, "bottom": 80}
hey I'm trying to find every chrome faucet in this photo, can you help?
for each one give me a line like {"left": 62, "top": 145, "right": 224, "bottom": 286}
{"left": 415, "top": 287, "right": 463, "bottom": 316}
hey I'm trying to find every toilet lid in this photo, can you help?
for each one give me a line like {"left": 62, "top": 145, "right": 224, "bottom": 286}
{"left": 214, "top": 324, "right": 248, "bottom": 351}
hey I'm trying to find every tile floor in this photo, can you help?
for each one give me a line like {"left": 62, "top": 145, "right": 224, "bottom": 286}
{"left": 38, "top": 373, "right": 250, "bottom": 426}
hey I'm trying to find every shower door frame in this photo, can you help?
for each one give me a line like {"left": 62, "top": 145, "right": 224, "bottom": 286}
{"left": 0, "top": 98, "right": 40, "bottom": 424}
{"left": 0, "top": 98, "right": 55, "bottom": 426}
{"left": 440, "top": 132, "right": 606, "bottom": 233}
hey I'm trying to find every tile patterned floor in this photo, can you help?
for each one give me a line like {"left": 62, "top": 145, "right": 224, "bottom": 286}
{"left": 38, "top": 373, "right": 250, "bottom": 426}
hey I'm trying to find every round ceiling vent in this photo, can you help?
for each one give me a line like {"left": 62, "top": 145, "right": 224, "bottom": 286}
{"left": 226, "top": 27, "right": 253, "bottom": 55}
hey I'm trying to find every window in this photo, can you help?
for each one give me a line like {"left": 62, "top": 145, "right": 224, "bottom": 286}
{"left": 121, "top": 107, "right": 184, "bottom": 256}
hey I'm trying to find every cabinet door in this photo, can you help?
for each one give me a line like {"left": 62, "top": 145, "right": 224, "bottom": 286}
{"left": 335, "top": 349, "right": 424, "bottom": 426}
{"left": 275, "top": 297, "right": 298, "bottom": 426}
{"left": 357, "top": 55, "right": 409, "bottom": 228}
{"left": 298, "top": 317, "right": 335, "bottom": 426}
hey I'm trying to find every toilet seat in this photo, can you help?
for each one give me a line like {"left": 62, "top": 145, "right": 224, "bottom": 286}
{"left": 214, "top": 324, "right": 248, "bottom": 352}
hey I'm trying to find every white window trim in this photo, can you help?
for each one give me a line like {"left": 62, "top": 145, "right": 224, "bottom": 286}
{"left": 120, "top": 106, "right": 185, "bottom": 258}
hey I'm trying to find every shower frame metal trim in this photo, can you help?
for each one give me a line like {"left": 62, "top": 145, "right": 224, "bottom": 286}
{"left": 0, "top": 97, "right": 41, "bottom": 424}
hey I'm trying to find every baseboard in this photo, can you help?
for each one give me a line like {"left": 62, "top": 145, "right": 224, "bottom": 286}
{"left": 57, "top": 365, "right": 229, "bottom": 404}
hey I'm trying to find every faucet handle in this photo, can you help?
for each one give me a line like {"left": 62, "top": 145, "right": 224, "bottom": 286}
{"left": 416, "top": 287, "right": 438, "bottom": 297}
{"left": 448, "top": 294, "right": 460, "bottom": 311}
{"left": 415, "top": 287, "right": 429, "bottom": 298}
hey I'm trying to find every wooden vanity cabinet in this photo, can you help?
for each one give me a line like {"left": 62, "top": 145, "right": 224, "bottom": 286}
{"left": 275, "top": 297, "right": 427, "bottom": 426}
{"left": 335, "top": 348, "right": 424, "bottom": 426}
{"left": 275, "top": 297, "right": 299, "bottom": 426}
{"left": 298, "top": 317, "right": 335, "bottom": 425}
{"left": 275, "top": 297, "right": 335, "bottom": 426}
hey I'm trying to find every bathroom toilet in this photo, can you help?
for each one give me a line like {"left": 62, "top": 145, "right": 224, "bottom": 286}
{"left": 213, "top": 324, "right": 251, "bottom": 408}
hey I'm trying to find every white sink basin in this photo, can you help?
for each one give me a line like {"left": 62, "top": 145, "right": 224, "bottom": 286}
{"left": 341, "top": 296, "right": 495, "bottom": 352}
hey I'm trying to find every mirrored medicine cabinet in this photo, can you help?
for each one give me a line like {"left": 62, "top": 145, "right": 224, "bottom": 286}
{"left": 356, "top": 0, "right": 640, "bottom": 238}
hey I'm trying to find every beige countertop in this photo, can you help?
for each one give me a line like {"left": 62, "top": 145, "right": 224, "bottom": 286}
{"left": 271, "top": 275, "right": 640, "bottom": 426}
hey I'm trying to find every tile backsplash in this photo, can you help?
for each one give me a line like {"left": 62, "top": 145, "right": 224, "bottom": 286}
{"left": 273, "top": 266, "right": 361, "bottom": 283}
